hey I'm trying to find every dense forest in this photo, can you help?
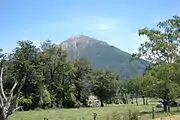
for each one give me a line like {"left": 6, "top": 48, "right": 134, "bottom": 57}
{"left": 1, "top": 15, "right": 180, "bottom": 120}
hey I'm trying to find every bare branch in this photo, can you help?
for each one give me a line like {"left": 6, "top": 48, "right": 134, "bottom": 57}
{"left": 10, "top": 81, "right": 18, "bottom": 94}
{"left": 7, "top": 81, "right": 18, "bottom": 107}
{"left": 0, "top": 68, "right": 7, "bottom": 101}
{"left": 12, "top": 106, "right": 23, "bottom": 113}
{"left": 0, "top": 95, "right": 3, "bottom": 108}
{"left": 14, "top": 76, "right": 26, "bottom": 100}
{"left": 8, "top": 76, "right": 26, "bottom": 115}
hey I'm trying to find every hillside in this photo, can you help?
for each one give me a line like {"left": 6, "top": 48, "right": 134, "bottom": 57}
{"left": 61, "top": 35, "right": 150, "bottom": 78}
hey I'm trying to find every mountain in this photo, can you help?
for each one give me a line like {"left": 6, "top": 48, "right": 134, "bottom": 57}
{"left": 61, "top": 35, "right": 150, "bottom": 79}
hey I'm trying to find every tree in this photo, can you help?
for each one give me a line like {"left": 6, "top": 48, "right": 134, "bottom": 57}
{"left": 0, "top": 50, "right": 26, "bottom": 120}
{"left": 39, "top": 40, "right": 69, "bottom": 108}
{"left": 119, "top": 80, "right": 129, "bottom": 104}
{"left": 91, "top": 69, "right": 118, "bottom": 107}
{"left": 129, "top": 76, "right": 143, "bottom": 106}
{"left": 9, "top": 40, "right": 41, "bottom": 110}
{"left": 133, "top": 15, "right": 180, "bottom": 112}
{"left": 111, "top": 76, "right": 125, "bottom": 104}
{"left": 134, "top": 15, "right": 180, "bottom": 63}
{"left": 148, "top": 63, "right": 180, "bottom": 112}
{"left": 139, "top": 76, "right": 155, "bottom": 105}
{"left": 70, "top": 58, "right": 92, "bottom": 107}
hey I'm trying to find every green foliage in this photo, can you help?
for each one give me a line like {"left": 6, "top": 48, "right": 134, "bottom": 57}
{"left": 105, "top": 109, "right": 139, "bottom": 120}
{"left": 70, "top": 58, "right": 92, "bottom": 106}
{"left": 134, "top": 15, "right": 180, "bottom": 64}
{"left": 128, "top": 110, "right": 139, "bottom": 120}
{"left": 91, "top": 69, "right": 119, "bottom": 106}
{"left": 18, "top": 95, "right": 33, "bottom": 108}
{"left": 132, "top": 15, "right": 180, "bottom": 112}
{"left": 0, "top": 39, "right": 121, "bottom": 110}
{"left": 39, "top": 85, "right": 51, "bottom": 108}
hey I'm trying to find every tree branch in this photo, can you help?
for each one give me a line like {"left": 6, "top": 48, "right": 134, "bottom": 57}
{"left": 0, "top": 95, "right": 3, "bottom": 108}
{"left": 0, "top": 68, "right": 7, "bottom": 101}
{"left": 12, "top": 106, "right": 23, "bottom": 113}
{"left": 8, "top": 76, "right": 26, "bottom": 115}
{"left": 7, "top": 81, "right": 18, "bottom": 107}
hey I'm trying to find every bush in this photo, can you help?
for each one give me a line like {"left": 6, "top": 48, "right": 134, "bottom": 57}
{"left": 106, "top": 110, "right": 123, "bottom": 120}
{"left": 128, "top": 110, "right": 139, "bottom": 120}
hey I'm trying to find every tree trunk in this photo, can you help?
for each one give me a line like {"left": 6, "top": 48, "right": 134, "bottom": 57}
{"left": 135, "top": 96, "right": 138, "bottom": 106}
{"left": 131, "top": 95, "right": 134, "bottom": 104}
{"left": 0, "top": 116, "right": 8, "bottom": 120}
{"left": 109, "top": 99, "right": 112, "bottom": 104}
{"left": 2, "top": 118, "right": 8, "bottom": 120}
{"left": 163, "top": 103, "right": 168, "bottom": 112}
{"left": 100, "top": 98, "right": 104, "bottom": 107}
{"left": 168, "top": 105, "right": 170, "bottom": 112}
{"left": 142, "top": 96, "right": 145, "bottom": 105}
{"left": 145, "top": 97, "right": 148, "bottom": 105}
{"left": 125, "top": 93, "right": 128, "bottom": 104}
{"left": 122, "top": 97, "right": 126, "bottom": 104}
{"left": 0, "top": 109, "right": 8, "bottom": 120}
{"left": 162, "top": 100, "right": 169, "bottom": 112}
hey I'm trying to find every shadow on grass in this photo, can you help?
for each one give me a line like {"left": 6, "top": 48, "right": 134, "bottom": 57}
{"left": 139, "top": 110, "right": 180, "bottom": 116}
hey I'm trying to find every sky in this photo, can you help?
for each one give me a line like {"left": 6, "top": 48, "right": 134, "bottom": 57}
{"left": 0, "top": 0, "right": 179, "bottom": 53}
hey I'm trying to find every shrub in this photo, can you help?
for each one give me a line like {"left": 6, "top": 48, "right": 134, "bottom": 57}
{"left": 128, "top": 110, "right": 139, "bottom": 120}
{"left": 106, "top": 110, "right": 123, "bottom": 120}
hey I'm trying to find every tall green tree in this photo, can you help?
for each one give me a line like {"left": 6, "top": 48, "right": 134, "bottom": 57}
{"left": 9, "top": 40, "right": 41, "bottom": 110}
{"left": 70, "top": 58, "right": 92, "bottom": 107}
{"left": 39, "top": 40, "right": 70, "bottom": 108}
{"left": 91, "top": 69, "right": 118, "bottom": 107}
{"left": 133, "top": 15, "right": 180, "bottom": 112}
{"left": 134, "top": 15, "right": 180, "bottom": 63}
{"left": 0, "top": 48, "right": 27, "bottom": 120}
{"left": 119, "top": 80, "right": 129, "bottom": 104}
{"left": 129, "top": 76, "right": 143, "bottom": 106}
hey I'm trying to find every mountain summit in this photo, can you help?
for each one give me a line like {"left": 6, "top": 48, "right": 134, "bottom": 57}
{"left": 65, "top": 35, "right": 99, "bottom": 43}
{"left": 61, "top": 35, "right": 149, "bottom": 78}
{"left": 61, "top": 35, "right": 107, "bottom": 50}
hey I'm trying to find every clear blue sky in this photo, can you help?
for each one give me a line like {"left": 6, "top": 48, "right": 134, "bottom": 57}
{"left": 0, "top": 0, "right": 179, "bottom": 53}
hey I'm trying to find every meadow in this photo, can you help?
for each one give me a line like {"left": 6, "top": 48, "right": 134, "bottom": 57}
{"left": 9, "top": 99, "right": 180, "bottom": 120}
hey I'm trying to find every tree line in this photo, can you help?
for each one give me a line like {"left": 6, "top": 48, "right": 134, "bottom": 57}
{"left": 0, "top": 40, "right": 121, "bottom": 110}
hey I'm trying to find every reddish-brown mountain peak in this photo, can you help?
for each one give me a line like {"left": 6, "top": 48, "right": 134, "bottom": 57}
{"left": 66, "top": 35, "right": 97, "bottom": 43}
{"left": 61, "top": 35, "right": 99, "bottom": 50}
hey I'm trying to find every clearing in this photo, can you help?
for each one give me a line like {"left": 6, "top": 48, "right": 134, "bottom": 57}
{"left": 9, "top": 104, "right": 180, "bottom": 120}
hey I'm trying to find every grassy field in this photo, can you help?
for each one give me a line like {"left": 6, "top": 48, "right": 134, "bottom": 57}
{"left": 9, "top": 100, "right": 180, "bottom": 120}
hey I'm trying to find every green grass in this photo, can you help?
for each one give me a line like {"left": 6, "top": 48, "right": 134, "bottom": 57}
{"left": 10, "top": 105, "right": 144, "bottom": 120}
{"left": 9, "top": 100, "right": 180, "bottom": 120}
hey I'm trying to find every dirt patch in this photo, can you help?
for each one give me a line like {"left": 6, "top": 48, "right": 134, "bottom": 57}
{"left": 157, "top": 115, "right": 180, "bottom": 120}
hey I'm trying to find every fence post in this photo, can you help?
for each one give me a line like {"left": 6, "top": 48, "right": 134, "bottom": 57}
{"left": 93, "top": 113, "right": 97, "bottom": 120}
{"left": 152, "top": 106, "right": 155, "bottom": 119}
{"left": 177, "top": 104, "right": 179, "bottom": 112}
